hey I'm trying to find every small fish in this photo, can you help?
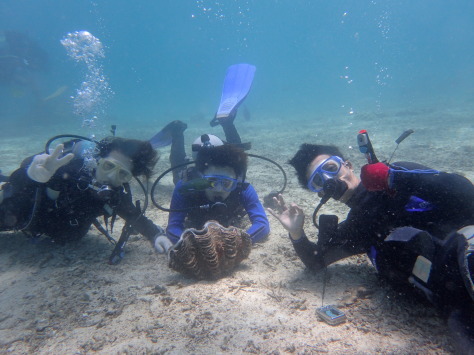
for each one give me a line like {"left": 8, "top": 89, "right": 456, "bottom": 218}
{"left": 178, "top": 178, "right": 215, "bottom": 195}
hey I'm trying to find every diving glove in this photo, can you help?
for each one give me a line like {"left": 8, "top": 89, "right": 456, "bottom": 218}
{"left": 27, "top": 144, "right": 74, "bottom": 183}
{"left": 154, "top": 234, "right": 174, "bottom": 254}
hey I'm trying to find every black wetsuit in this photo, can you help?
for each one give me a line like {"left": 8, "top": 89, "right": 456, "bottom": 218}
{"left": 0, "top": 155, "right": 160, "bottom": 244}
{"left": 292, "top": 162, "right": 474, "bottom": 307}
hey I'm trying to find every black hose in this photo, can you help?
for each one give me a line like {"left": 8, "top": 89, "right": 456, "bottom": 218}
{"left": 150, "top": 161, "right": 196, "bottom": 212}
{"left": 312, "top": 179, "right": 337, "bottom": 229}
{"left": 20, "top": 187, "right": 43, "bottom": 233}
{"left": 312, "top": 201, "right": 325, "bottom": 229}
{"left": 247, "top": 153, "right": 287, "bottom": 195}
{"left": 133, "top": 176, "right": 148, "bottom": 214}
{"left": 150, "top": 154, "right": 288, "bottom": 213}
{"left": 44, "top": 134, "right": 99, "bottom": 154}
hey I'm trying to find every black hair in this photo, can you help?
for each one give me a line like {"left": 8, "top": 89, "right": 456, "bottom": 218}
{"left": 98, "top": 137, "right": 159, "bottom": 178}
{"left": 195, "top": 144, "right": 248, "bottom": 178}
{"left": 289, "top": 143, "right": 345, "bottom": 189}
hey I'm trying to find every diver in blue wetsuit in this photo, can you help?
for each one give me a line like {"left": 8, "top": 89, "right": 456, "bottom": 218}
{"left": 268, "top": 143, "right": 474, "bottom": 353}
{"left": 153, "top": 143, "right": 269, "bottom": 253}
{"left": 149, "top": 63, "right": 270, "bottom": 253}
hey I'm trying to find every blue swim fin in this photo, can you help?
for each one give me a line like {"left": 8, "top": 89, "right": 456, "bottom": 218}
{"left": 213, "top": 63, "right": 256, "bottom": 122}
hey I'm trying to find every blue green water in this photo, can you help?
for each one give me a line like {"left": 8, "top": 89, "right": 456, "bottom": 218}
{"left": 1, "top": 0, "right": 473, "bottom": 139}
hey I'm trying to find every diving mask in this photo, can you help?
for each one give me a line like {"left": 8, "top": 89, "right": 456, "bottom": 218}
{"left": 307, "top": 156, "right": 344, "bottom": 192}
{"left": 96, "top": 157, "right": 133, "bottom": 187}
{"left": 202, "top": 174, "right": 239, "bottom": 192}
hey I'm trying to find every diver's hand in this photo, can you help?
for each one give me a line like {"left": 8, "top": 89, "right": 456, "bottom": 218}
{"left": 154, "top": 234, "right": 174, "bottom": 254}
{"left": 27, "top": 144, "right": 74, "bottom": 183}
{"left": 267, "top": 194, "right": 305, "bottom": 240}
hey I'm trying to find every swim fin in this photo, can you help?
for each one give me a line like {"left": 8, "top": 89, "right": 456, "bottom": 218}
{"left": 210, "top": 63, "right": 256, "bottom": 127}
{"left": 149, "top": 120, "right": 187, "bottom": 149}
{"left": 149, "top": 130, "right": 173, "bottom": 149}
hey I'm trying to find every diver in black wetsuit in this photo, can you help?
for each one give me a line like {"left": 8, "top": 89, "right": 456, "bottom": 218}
{"left": 0, "top": 136, "right": 164, "bottom": 253}
{"left": 268, "top": 143, "right": 474, "bottom": 352}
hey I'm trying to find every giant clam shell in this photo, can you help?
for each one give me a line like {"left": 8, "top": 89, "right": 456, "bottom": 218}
{"left": 169, "top": 220, "right": 252, "bottom": 280}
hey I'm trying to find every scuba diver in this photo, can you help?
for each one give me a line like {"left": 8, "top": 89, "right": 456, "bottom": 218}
{"left": 0, "top": 135, "right": 165, "bottom": 263}
{"left": 148, "top": 64, "right": 273, "bottom": 253}
{"left": 268, "top": 141, "right": 474, "bottom": 353}
{"left": 154, "top": 143, "right": 270, "bottom": 253}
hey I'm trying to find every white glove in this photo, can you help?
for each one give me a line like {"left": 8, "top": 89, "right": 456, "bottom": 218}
{"left": 27, "top": 144, "right": 74, "bottom": 183}
{"left": 154, "top": 234, "right": 174, "bottom": 254}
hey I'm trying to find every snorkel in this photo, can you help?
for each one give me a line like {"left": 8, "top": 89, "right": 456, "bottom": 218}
{"left": 150, "top": 149, "right": 287, "bottom": 213}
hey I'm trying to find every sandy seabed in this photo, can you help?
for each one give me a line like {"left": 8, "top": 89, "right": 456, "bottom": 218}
{"left": 0, "top": 102, "right": 473, "bottom": 354}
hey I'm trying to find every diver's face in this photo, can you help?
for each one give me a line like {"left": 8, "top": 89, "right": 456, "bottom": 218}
{"left": 203, "top": 165, "right": 237, "bottom": 202}
{"left": 95, "top": 150, "right": 133, "bottom": 188}
{"left": 306, "top": 154, "right": 360, "bottom": 203}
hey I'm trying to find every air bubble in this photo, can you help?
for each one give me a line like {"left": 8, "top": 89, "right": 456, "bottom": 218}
{"left": 61, "top": 31, "right": 113, "bottom": 128}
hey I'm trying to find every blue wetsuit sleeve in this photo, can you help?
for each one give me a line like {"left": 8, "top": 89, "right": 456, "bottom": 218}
{"left": 240, "top": 184, "right": 270, "bottom": 243}
{"left": 166, "top": 181, "right": 188, "bottom": 244}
